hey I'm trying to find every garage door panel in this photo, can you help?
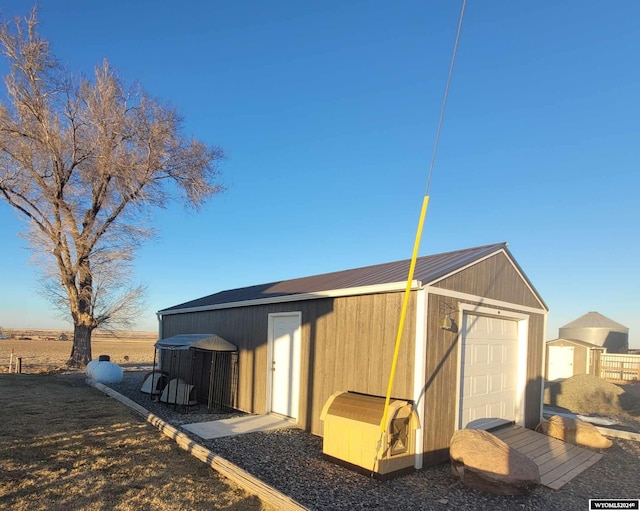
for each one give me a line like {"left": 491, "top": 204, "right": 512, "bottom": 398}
{"left": 489, "top": 373, "right": 502, "bottom": 392}
{"left": 469, "top": 404, "right": 487, "bottom": 422}
{"left": 460, "top": 313, "right": 520, "bottom": 429}
{"left": 466, "top": 316, "right": 487, "bottom": 336}
{"left": 475, "top": 344, "right": 489, "bottom": 364}
{"left": 504, "top": 379, "right": 516, "bottom": 391}
{"left": 488, "top": 402, "right": 503, "bottom": 417}
{"left": 505, "top": 343, "right": 518, "bottom": 360}
{"left": 467, "top": 316, "right": 517, "bottom": 339}
{"left": 473, "top": 375, "right": 488, "bottom": 395}
{"left": 490, "top": 345, "right": 503, "bottom": 363}
{"left": 462, "top": 375, "right": 470, "bottom": 395}
{"left": 463, "top": 346, "right": 473, "bottom": 365}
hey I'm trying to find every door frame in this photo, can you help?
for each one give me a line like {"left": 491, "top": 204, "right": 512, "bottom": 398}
{"left": 266, "top": 311, "right": 302, "bottom": 420}
{"left": 454, "top": 304, "right": 529, "bottom": 430}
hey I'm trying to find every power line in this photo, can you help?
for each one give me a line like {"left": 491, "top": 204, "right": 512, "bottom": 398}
{"left": 426, "top": 0, "right": 467, "bottom": 196}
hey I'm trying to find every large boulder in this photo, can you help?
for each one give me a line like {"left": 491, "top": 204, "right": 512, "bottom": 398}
{"left": 536, "top": 415, "right": 613, "bottom": 449}
{"left": 450, "top": 429, "right": 540, "bottom": 495}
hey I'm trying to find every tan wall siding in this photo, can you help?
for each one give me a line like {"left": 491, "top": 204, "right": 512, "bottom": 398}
{"left": 161, "top": 291, "right": 416, "bottom": 436}
{"left": 525, "top": 313, "right": 545, "bottom": 426}
{"left": 422, "top": 294, "right": 545, "bottom": 465}
{"left": 421, "top": 295, "right": 460, "bottom": 465}
{"left": 308, "top": 292, "right": 416, "bottom": 435}
{"left": 433, "top": 253, "right": 542, "bottom": 309}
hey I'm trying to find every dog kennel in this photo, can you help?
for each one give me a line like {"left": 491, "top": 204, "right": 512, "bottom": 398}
{"left": 150, "top": 334, "right": 238, "bottom": 411}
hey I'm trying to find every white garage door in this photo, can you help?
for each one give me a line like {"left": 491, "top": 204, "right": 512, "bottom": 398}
{"left": 459, "top": 313, "right": 519, "bottom": 429}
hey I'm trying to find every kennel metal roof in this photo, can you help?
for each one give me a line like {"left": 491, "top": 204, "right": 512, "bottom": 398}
{"left": 155, "top": 334, "right": 237, "bottom": 352}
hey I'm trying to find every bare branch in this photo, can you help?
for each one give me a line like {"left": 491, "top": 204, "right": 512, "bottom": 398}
{"left": 0, "top": 10, "right": 224, "bottom": 365}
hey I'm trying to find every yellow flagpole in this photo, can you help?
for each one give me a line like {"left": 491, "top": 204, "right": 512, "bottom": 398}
{"left": 375, "top": 0, "right": 466, "bottom": 466}
{"left": 379, "top": 194, "right": 429, "bottom": 433}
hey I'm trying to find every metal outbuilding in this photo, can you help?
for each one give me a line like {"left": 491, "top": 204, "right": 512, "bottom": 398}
{"left": 559, "top": 312, "right": 629, "bottom": 354}
{"left": 157, "top": 242, "right": 548, "bottom": 468}
{"left": 545, "top": 338, "right": 606, "bottom": 381}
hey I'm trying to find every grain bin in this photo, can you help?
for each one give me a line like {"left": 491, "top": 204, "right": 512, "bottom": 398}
{"left": 559, "top": 312, "right": 629, "bottom": 354}
{"left": 320, "top": 391, "right": 419, "bottom": 479}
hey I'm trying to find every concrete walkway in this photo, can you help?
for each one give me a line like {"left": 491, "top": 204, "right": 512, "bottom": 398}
{"left": 182, "top": 414, "right": 295, "bottom": 439}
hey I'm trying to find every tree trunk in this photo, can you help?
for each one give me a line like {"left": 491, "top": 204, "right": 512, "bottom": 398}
{"left": 67, "top": 258, "right": 96, "bottom": 368}
{"left": 68, "top": 322, "right": 94, "bottom": 367}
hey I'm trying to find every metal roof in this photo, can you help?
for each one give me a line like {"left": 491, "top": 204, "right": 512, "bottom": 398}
{"left": 155, "top": 334, "right": 237, "bottom": 352}
{"left": 546, "top": 338, "right": 606, "bottom": 349}
{"left": 560, "top": 312, "right": 628, "bottom": 331}
{"left": 160, "top": 242, "right": 545, "bottom": 313}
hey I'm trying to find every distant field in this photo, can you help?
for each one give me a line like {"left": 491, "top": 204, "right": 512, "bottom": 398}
{"left": 0, "top": 329, "right": 158, "bottom": 374}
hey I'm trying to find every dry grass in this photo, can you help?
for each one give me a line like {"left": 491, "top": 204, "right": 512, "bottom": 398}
{"left": 0, "top": 329, "right": 157, "bottom": 374}
{"left": 0, "top": 373, "right": 277, "bottom": 511}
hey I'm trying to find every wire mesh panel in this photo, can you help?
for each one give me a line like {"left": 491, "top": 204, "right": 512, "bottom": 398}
{"left": 156, "top": 348, "right": 197, "bottom": 410}
{"left": 153, "top": 347, "right": 238, "bottom": 412}
{"left": 208, "top": 351, "right": 238, "bottom": 411}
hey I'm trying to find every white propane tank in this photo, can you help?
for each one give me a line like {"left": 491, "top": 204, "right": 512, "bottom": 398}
{"left": 86, "top": 354, "right": 111, "bottom": 379}
{"left": 85, "top": 359, "right": 100, "bottom": 378}
{"left": 91, "top": 355, "right": 123, "bottom": 384}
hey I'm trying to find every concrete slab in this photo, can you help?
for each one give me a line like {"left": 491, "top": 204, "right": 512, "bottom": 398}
{"left": 183, "top": 414, "right": 295, "bottom": 439}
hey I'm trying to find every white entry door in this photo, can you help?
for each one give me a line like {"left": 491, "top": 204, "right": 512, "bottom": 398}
{"left": 548, "top": 346, "right": 574, "bottom": 380}
{"left": 459, "top": 313, "right": 520, "bottom": 429}
{"left": 267, "top": 312, "right": 301, "bottom": 420}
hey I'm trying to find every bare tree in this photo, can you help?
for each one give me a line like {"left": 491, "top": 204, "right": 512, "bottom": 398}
{"left": 0, "top": 10, "right": 224, "bottom": 366}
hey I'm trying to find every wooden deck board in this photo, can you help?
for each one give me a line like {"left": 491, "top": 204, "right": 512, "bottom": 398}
{"left": 525, "top": 441, "right": 572, "bottom": 460}
{"left": 492, "top": 426, "right": 523, "bottom": 441}
{"left": 545, "top": 453, "right": 603, "bottom": 490}
{"left": 534, "top": 443, "right": 580, "bottom": 467}
{"left": 537, "top": 446, "right": 590, "bottom": 474}
{"left": 506, "top": 431, "right": 550, "bottom": 451}
{"left": 540, "top": 450, "right": 602, "bottom": 488}
{"left": 516, "top": 436, "right": 558, "bottom": 455}
{"left": 493, "top": 426, "right": 604, "bottom": 490}
{"left": 503, "top": 432, "right": 537, "bottom": 449}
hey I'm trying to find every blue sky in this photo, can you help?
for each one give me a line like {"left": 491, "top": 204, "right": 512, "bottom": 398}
{"left": 0, "top": 1, "right": 637, "bottom": 346}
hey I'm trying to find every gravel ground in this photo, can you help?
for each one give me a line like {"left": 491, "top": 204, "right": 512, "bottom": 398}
{"left": 544, "top": 374, "right": 626, "bottom": 416}
{"left": 100, "top": 371, "right": 640, "bottom": 511}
